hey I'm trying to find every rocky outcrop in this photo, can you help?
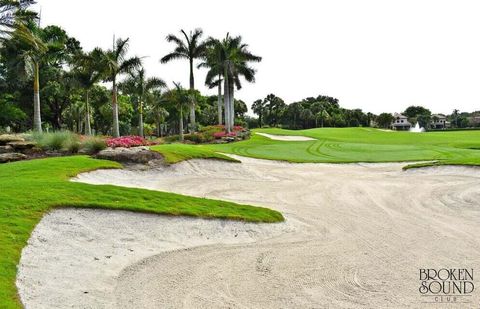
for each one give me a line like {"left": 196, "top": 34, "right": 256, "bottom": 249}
{"left": 95, "top": 147, "right": 163, "bottom": 164}
{"left": 0, "top": 134, "right": 24, "bottom": 145}
{"left": 0, "top": 145, "right": 13, "bottom": 154}
{"left": 0, "top": 153, "right": 26, "bottom": 163}
{"left": 7, "top": 141, "right": 36, "bottom": 151}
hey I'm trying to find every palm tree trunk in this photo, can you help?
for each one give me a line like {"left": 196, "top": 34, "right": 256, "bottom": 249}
{"left": 33, "top": 61, "right": 42, "bottom": 132}
{"left": 229, "top": 82, "right": 234, "bottom": 131}
{"left": 223, "top": 68, "right": 230, "bottom": 133}
{"left": 139, "top": 99, "right": 144, "bottom": 138}
{"left": 189, "top": 100, "right": 195, "bottom": 133}
{"left": 85, "top": 90, "right": 92, "bottom": 135}
{"left": 189, "top": 59, "right": 196, "bottom": 132}
{"left": 179, "top": 108, "right": 184, "bottom": 141}
{"left": 112, "top": 77, "right": 120, "bottom": 137}
{"left": 217, "top": 75, "right": 222, "bottom": 125}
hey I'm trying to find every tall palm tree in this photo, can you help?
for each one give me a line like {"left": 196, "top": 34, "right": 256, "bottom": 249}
{"left": 120, "top": 67, "right": 166, "bottom": 137}
{"left": 71, "top": 48, "right": 104, "bottom": 135}
{"left": 13, "top": 22, "right": 49, "bottom": 132}
{"left": 198, "top": 39, "right": 224, "bottom": 125}
{"left": 103, "top": 37, "right": 141, "bottom": 137}
{"left": 160, "top": 28, "right": 208, "bottom": 130}
{"left": 206, "top": 34, "right": 261, "bottom": 132}
{"left": 0, "top": 0, "right": 35, "bottom": 38}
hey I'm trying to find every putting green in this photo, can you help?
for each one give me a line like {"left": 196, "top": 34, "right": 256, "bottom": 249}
{"left": 153, "top": 128, "right": 480, "bottom": 167}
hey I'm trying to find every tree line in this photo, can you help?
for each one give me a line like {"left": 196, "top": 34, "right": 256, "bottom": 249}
{"left": 0, "top": 1, "right": 260, "bottom": 139}
{"left": 250, "top": 94, "right": 374, "bottom": 129}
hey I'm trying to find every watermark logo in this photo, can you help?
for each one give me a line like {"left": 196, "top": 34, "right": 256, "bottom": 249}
{"left": 419, "top": 268, "right": 474, "bottom": 304}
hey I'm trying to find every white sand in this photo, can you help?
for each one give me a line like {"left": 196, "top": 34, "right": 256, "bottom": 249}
{"left": 256, "top": 132, "right": 316, "bottom": 141}
{"left": 17, "top": 157, "right": 480, "bottom": 308}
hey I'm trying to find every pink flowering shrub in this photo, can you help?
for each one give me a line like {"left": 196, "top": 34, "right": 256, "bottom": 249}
{"left": 106, "top": 136, "right": 149, "bottom": 148}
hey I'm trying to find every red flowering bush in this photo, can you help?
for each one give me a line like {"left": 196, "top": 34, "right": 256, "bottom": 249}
{"left": 106, "top": 136, "right": 149, "bottom": 148}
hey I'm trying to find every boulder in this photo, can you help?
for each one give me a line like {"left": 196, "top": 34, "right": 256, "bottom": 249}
{"left": 7, "top": 141, "right": 36, "bottom": 151}
{"left": 0, "top": 134, "right": 24, "bottom": 145}
{"left": 0, "top": 145, "right": 13, "bottom": 154}
{"left": 95, "top": 146, "right": 163, "bottom": 164}
{"left": 0, "top": 152, "right": 27, "bottom": 163}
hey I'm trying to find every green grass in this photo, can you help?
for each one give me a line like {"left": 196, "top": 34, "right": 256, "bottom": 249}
{"left": 151, "top": 143, "right": 240, "bottom": 164}
{"left": 152, "top": 128, "right": 480, "bottom": 167}
{"left": 0, "top": 156, "right": 283, "bottom": 308}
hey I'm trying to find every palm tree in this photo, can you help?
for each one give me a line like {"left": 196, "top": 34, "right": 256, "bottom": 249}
{"left": 13, "top": 22, "right": 49, "bottom": 132}
{"left": 198, "top": 39, "right": 224, "bottom": 125}
{"left": 146, "top": 90, "right": 169, "bottom": 137}
{"left": 120, "top": 67, "right": 166, "bottom": 137}
{"left": 160, "top": 28, "right": 208, "bottom": 130}
{"left": 207, "top": 34, "right": 261, "bottom": 132}
{"left": 251, "top": 99, "right": 265, "bottom": 128}
{"left": 71, "top": 48, "right": 104, "bottom": 135}
{"left": 164, "top": 82, "right": 191, "bottom": 141}
{"left": 0, "top": 0, "right": 35, "bottom": 38}
{"left": 103, "top": 37, "right": 141, "bottom": 137}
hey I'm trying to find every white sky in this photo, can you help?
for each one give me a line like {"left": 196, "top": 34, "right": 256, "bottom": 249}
{"left": 35, "top": 0, "right": 480, "bottom": 115}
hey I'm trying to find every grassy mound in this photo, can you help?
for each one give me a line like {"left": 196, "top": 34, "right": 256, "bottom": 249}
{"left": 0, "top": 156, "right": 283, "bottom": 308}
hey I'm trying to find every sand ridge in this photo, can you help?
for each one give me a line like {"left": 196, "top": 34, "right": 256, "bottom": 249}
{"left": 17, "top": 156, "right": 480, "bottom": 308}
{"left": 255, "top": 132, "right": 316, "bottom": 141}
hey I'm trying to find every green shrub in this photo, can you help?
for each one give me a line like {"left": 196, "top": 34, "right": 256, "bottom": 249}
{"left": 32, "top": 131, "right": 78, "bottom": 151}
{"left": 164, "top": 135, "right": 180, "bottom": 143}
{"left": 64, "top": 134, "right": 81, "bottom": 153}
{"left": 81, "top": 137, "right": 107, "bottom": 154}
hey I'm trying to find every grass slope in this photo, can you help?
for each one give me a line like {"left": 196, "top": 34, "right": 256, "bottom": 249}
{"left": 152, "top": 128, "right": 480, "bottom": 166}
{"left": 0, "top": 156, "right": 283, "bottom": 308}
{"left": 150, "top": 143, "right": 239, "bottom": 164}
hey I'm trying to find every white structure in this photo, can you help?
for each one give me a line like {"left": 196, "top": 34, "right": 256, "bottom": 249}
{"left": 431, "top": 114, "right": 450, "bottom": 129}
{"left": 391, "top": 113, "right": 411, "bottom": 130}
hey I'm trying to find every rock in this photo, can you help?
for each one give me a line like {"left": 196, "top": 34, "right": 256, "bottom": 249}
{"left": 0, "top": 152, "right": 27, "bottom": 163}
{"left": 0, "top": 134, "right": 24, "bottom": 145}
{"left": 7, "top": 141, "right": 36, "bottom": 150}
{"left": 0, "top": 145, "right": 13, "bottom": 154}
{"left": 95, "top": 147, "right": 163, "bottom": 164}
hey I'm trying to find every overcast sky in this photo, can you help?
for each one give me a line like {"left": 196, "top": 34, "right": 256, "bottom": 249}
{"left": 35, "top": 0, "right": 480, "bottom": 115}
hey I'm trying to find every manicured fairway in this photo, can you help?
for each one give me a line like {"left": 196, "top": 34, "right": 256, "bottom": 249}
{"left": 0, "top": 156, "right": 282, "bottom": 308}
{"left": 153, "top": 128, "right": 480, "bottom": 167}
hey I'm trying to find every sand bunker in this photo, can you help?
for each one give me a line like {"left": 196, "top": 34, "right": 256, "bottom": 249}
{"left": 18, "top": 157, "right": 480, "bottom": 308}
{"left": 256, "top": 132, "right": 316, "bottom": 141}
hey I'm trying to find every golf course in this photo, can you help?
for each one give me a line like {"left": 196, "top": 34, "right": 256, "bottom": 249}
{"left": 153, "top": 128, "right": 480, "bottom": 168}
{"left": 3, "top": 127, "right": 477, "bottom": 308}
{"left": 2, "top": 1, "right": 480, "bottom": 307}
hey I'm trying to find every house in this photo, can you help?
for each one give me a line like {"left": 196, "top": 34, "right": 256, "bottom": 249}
{"left": 431, "top": 114, "right": 450, "bottom": 129}
{"left": 468, "top": 115, "right": 480, "bottom": 127}
{"left": 391, "top": 113, "right": 411, "bottom": 130}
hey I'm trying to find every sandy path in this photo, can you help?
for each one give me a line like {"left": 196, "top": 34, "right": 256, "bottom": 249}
{"left": 18, "top": 157, "right": 480, "bottom": 308}
{"left": 255, "top": 132, "right": 316, "bottom": 141}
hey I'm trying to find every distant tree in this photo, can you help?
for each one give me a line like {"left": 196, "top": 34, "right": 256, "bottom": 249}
{"left": 251, "top": 99, "right": 265, "bottom": 127}
{"left": 452, "top": 109, "right": 460, "bottom": 128}
{"left": 404, "top": 105, "right": 431, "bottom": 118}
{"left": 264, "top": 94, "right": 286, "bottom": 127}
{"left": 376, "top": 113, "right": 394, "bottom": 129}
{"left": 315, "top": 110, "right": 330, "bottom": 128}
